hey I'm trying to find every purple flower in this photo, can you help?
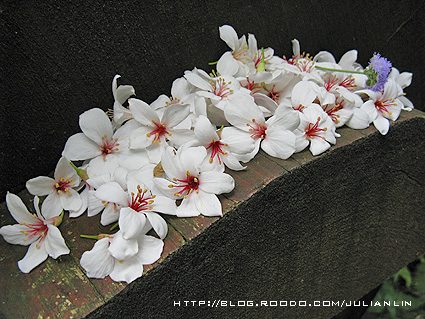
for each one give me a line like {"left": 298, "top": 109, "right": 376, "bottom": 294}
{"left": 365, "top": 53, "right": 392, "bottom": 92}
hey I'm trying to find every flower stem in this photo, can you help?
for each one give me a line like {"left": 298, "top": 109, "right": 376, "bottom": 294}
{"left": 110, "top": 222, "right": 119, "bottom": 231}
{"left": 208, "top": 61, "right": 218, "bottom": 65}
{"left": 315, "top": 65, "right": 365, "bottom": 75}
{"left": 70, "top": 161, "right": 89, "bottom": 181}
{"left": 80, "top": 234, "right": 99, "bottom": 240}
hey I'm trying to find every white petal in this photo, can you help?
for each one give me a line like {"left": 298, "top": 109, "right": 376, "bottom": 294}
{"left": 108, "top": 231, "right": 139, "bottom": 260}
{"left": 294, "top": 130, "right": 309, "bottom": 153}
{"left": 222, "top": 154, "right": 246, "bottom": 171}
{"left": 219, "top": 25, "right": 238, "bottom": 51}
{"left": 160, "top": 147, "right": 185, "bottom": 180}
{"left": 80, "top": 237, "right": 115, "bottom": 279}
{"left": 291, "top": 81, "right": 317, "bottom": 107}
{"left": 137, "top": 235, "right": 164, "bottom": 265}
{"left": 262, "top": 128, "right": 296, "bottom": 159}
{"left": 161, "top": 103, "right": 190, "bottom": 128}
{"left": 87, "top": 189, "right": 105, "bottom": 217}
{"left": 118, "top": 148, "right": 150, "bottom": 172}
{"left": 198, "top": 171, "right": 234, "bottom": 194}
{"left": 184, "top": 72, "right": 212, "bottom": 91}
{"left": 54, "top": 157, "right": 79, "bottom": 181}
{"left": 69, "top": 187, "right": 89, "bottom": 218}
{"left": 150, "top": 195, "right": 177, "bottom": 215}
{"left": 178, "top": 146, "right": 207, "bottom": 175}
{"left": 87, "top": 172, "right": 113, "bottom": 189}
{"left": 346, "top": 108, "right": 370, "bottom": 129}
{"left": 195, "top": 191, "right": 223, "bottom": 217}
{"left": 269, "top": 106, "right": 300, "bottom": 131}
{"left": 109, "top": 256, "right": 144, "bottom": 283}
{"left": 194, "top": 115, "right": 218, "bottom": 145}
{"left": 62, "top": 133, "right": 101, "bottom": 161}
{"left": 152, "top": 178, "right": 180, "bottom": 199}
{"left": 100, "top": 205, "right": 120, "bottom": 226}
{"left": 119, "top": 207, "right": 149, "bottom": 240}
{"left": 167, "top": 129, "right": 195, "bottom": 148}
{"left": 129, "top": 98, "right": 160, "bottom": 125}
{"left": 373, "top": 115, "right": 390, "bottom": 135}
{"left": 220, "top": 127, "right": 255, "bottom": 155}
{"left": 171, "top": 77, "right": 190, "bottom": 99}
{"left": 6, "top": 192, "right": 38, "bottom": 224}
{"left": 41, "top": 192, "right": 63, "bottom": 219}
{"left": 145, "top": 212, "right": 168, "bottom": 239}
{"left": 95, "top": 182, "right": 129, "bottom": 207}
{"left": 26, "top": 176, "right": 55, "bottom": 196}
{"left": 338, "top": 50, "right": 358, "bottom": 69}
{"left": 18, "top": 242, "right": 48, "bottom": 273}
{"left": 79, "top": 108, "right": 113, "bottom": 145}
{"left": 44, "top": 225, "right": 70, "bottom": 259}
{"left": 176, "top": 195, "right": 200, "bottom": 217}
{"left": 309, "top": 138, "right": 331, "bottom": 156}
{"left": 130, "top": 126, "right": 155, "bottom": 149}
{"left": 361, "top": 100, "right": 379, "bottom": 122}
{"left": 0, "top": 224, "right": 37, "bottom": 245}
{"left": 86, "top": 154, "right": 120, "bottom": 177}
{"left": 113, "top": 77, "right": 135, "bottom": 105}
{"left": 59, "top": 189, "right": 83, "bottom": 212}
{"left": 217, "top": 51, "right": 239, "bottom": 76}
{"left": 225, "top": 92, "right": 264, "bottom": 130}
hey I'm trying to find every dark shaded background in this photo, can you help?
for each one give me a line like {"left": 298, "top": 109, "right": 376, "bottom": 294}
{"left": 1, "top": 0, "right": 424, "bottom": 199}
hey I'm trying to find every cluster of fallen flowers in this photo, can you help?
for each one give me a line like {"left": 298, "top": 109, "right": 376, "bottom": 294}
{"left": 0, "top": 25, "right": 414, "bottom": 283}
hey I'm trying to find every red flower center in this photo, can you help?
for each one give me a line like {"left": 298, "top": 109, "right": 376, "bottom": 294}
{"left": 265, "top": 84, "right": 281, "bottom": 102}
{"left": 55, "top": 177, "right": 74, "bottom": 195}
{"left": 99, "top": 135, "right": 119, "bottom": 159}
{"left": 147, "top": 120, "right": 171, "bottom": 143}
{"left": 324, "top": 98, "right": 344, "bottom": 124}
{"left": 206, "top": 139, "right": 228, "bottom": 164}
{"left": 129, "top": 185, "right": 155, "bottom": 212}
{"left": 244, "top": 79, "right": 262, "bottom": 95}
{"left": 211, "top": 78, "right": 233, "bottom": 99}
{"left": 305, "top": 117, "right": 327, "bottom": 140}
{"left": 374, "top": 99, "right": 395, "bottom": 116}
{"left": 170, "top": 171, "right": 200, "bottom": 198}
{"left": 20, "top": 217, "right": 48, "bottom": 249}
{"left": 247, "top": 119, "right": 267, "bottom": 140}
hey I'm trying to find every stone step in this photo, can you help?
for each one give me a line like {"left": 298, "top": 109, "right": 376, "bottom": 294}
{"left": 1, "top": 109, "right": 424, "bottom": 318}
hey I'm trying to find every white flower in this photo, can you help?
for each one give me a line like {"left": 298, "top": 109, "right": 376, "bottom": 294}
{"left": 357, "top": 78, "right": 402, "bottom": 135}
{"left": 224, "top": 92, "right": 300, "bottom": 160}
{"left": 150, "top": 77, "right": 196, "bottom": 128}
{"left": 191, "top": 115, "right": 255, "bottom": 171}
{"left": 128, "top": 98, "right": 194, "bottom": 163}
{"left": 154, "top": 146, "right": 234, "bottom": 217}
{"left": 80, "top": 231, "right": 163, "bottom": 283}
{"left": 184, "top": 68, "right": 241, "bottom": 125}
{"left": 216, "top": 25, "right": 251, "bottom": 77}
{"left": 94, "top": 175, "right": 176, "bottom": 240}
{"left": 62, "top": 108, "right": 149, "bottom": 176}
{"left": 0, "top": 193, "right": 69, "bottom": 273}
{"left": 26, "top": 157, "right": 82, "bottom": 219}
{"left": 388, "top": 67, "right": 414, "bottom": 111}
{"left": 82, "top": 166, "right": 129, "bottom": 226}
{"left": 294, "top": 104, "right": 337, "bottom": 155}
{"left": 112, "top": 74, "right": 135, "bottom": 126}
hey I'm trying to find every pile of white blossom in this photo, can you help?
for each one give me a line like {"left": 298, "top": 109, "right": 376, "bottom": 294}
{"left": 0, "top": 25, "right": 414, "bottom": 283}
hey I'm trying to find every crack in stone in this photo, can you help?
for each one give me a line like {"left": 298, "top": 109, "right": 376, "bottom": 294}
{"left": 395, "top": 169, "right": 423, "bottom": 186}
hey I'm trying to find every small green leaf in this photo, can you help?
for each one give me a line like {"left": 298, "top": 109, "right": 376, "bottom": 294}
{"left": 394, "top": 267, "right": 412, "bottom": 287}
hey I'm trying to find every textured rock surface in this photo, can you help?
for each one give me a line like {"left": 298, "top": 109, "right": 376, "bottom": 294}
{"left": 84, "top": 115, "right": 425, "bottom": 319}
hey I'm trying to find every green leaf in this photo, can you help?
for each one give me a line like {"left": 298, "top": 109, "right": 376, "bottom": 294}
{"left": 394, "top": 267, "right": 412, "bottom": 287}
{"left": 413, "top": 262, "right": 425, "bottom": 295}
